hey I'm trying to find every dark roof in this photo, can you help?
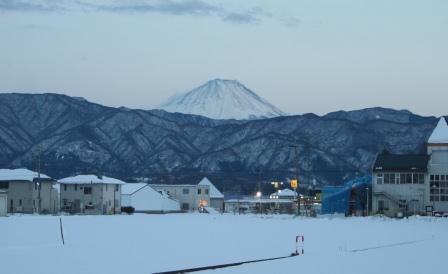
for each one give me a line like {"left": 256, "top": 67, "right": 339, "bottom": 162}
{"left": 373, "top": 154, "right": 429, "bottom": 172}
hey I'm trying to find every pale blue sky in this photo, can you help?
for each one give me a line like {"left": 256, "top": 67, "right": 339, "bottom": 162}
{"left": 0, "top": 0, "right": 447, "bottom": 116}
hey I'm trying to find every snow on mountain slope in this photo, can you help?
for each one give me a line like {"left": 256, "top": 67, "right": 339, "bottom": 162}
{"left": 158, "top": 79, "right": 286, "bottom": 120}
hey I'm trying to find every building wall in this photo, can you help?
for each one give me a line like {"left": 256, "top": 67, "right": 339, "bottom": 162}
{"left": 427, "top": 144, "right": 448, "bottom": 212}
{"left": 0, "top": 192, "right": 7, "bottom": 216}
{"left": 5, "top": 180, "right": 56, "bottom": 214}
{"left": 372, "top": 173, "right": 426, "bottom": 216}
{"left": 210, "top": 198, "right": 224, "bottom": 212}
{"left": 60, "top": 184, "right": 121, "bottom": 214}
{"left": 151, "top": 185, "right": 210, "bottom": 211}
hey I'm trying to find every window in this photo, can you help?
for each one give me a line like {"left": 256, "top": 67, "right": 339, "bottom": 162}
{"left": 376, "top": 174, "right": 384, "bottom": 184}
{"left": 205, "top": 189, "right": 209, "bottom": 195}
{"left": 400, "top": 173, "right": 407, "bottom": 184}
{"left": 0, "top": 182, "right": 9, "bottom": 189}
{"left": 64, "top": 185, "right": 67, "bottom": 191}
{"left": 115, "top": 185, "right": 119, "bottom": 192}
{"left": 182, "top": 188, "right": 190, "bottom": 195}
{"left": 430, "top": 174, "right": 448, "bottom": 202}
{"left": 384, "top": 173, "right": 396, "bottom": 184}
{"left": 19, "top": 200, "right": 22, "bottom": 206}
{"left": 75, "top": 184, "right": 78, "bottom": 191}
{"left": 106, "top": 185, "right": 108, "bottom": 191}
{"left": 84, "top": 187, "right": 92, "bottom": 195}
{"left": 198, "top": 189, "right": 202, "bottom": 195}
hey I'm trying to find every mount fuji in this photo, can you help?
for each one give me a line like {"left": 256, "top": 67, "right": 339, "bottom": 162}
{"left": 158, "top": 79, "right": 286, "bottom": 120}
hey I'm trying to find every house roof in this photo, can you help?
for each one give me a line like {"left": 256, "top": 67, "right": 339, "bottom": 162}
{"left": 428, "top": 117, "right": 448, "bottom": 144}
{"left": 198, "top": 177, "right": 224, "bottom": 198}
{"left": 0, "top": 168, "right": 51, "bottom": 182}
{"left": 121, "top": 183, "right": 148, "bottom": 195}
{"left": 270, "top": 188, "right": 298, "bottom": 197}
{"left": 59, "top": 175, "right": 126, "bottom": 185}
{"left": 373, "top": 154, "right": 429, "bottom": 172}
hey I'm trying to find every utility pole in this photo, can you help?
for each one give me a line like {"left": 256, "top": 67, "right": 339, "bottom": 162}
{"left": 288, "top": 144, "right": 300, "bottom": 216}
{"left": 37, "top": 149, "right": 41, "bottom": 214}
{"left": 366, "top": 187, "right": 369, "bottom": 216}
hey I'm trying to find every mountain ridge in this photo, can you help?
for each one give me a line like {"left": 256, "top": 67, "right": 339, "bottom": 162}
{"left": 0, "top": 92, "right": 439, "bottom": 194}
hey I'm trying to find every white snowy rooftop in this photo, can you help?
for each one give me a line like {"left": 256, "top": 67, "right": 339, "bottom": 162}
{"left": 428, "top": 117, "right": 448, "bottom": 144}
{"left": 59, "top": 175, "right": 126, "bottom": 185}
{"left": 270, "top": 188, "right": 297, "bottom": 198}
{"left": 198, "top": 177, "right": 224, "bottom": 198}
{"left": 121, "top": 183, "right": 148, "bottom": 195}
{"left": 0, "top": 168, "right": 51, "bottom": 182}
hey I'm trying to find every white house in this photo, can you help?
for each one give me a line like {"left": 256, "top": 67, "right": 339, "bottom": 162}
{"left": 198, "top": 177, "right": 224, "bottom": 212}
{"left": 0, "top": 190, "right": 7, "bottom": 216}
{"left": 59, "top": 175, "right": 125, "bottom": 215}
{"left": 270, "top": 188, "right": 298, "bottom": 200}
{"left": 121, "top": 183, "right": 180, "bottom": 213}
{"left": 150, "top": 184, "right": 210, "bottom": 211}
{"left": 0, "top": 168, "right": 58, "bottom": 214}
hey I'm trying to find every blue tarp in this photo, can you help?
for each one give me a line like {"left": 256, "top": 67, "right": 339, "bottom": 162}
{"left": 321, "top": 175, "right": 372, "bottom": 214}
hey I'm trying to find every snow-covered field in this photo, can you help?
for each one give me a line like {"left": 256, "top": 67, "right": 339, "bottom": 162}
{"left": 0, "top": 213, "right": 447, "bottom": 274}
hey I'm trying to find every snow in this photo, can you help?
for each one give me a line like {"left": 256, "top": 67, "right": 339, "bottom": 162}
{"left": 59, "top": 174, "right": 126, "bottom": 185}
{"left": 0, "top": 214, "right": 446, "bottom": 274}
{"left": 0, "top": 168, "right": 51, "bottom": 182}
{"left": 198, "top": 177, "right": 224, "bottom": 198}
{"left": 158, "top": 79, "right": 286, "bottom": 120}
{"left": 428, "top": 117, "right": 448, "bottom": 143}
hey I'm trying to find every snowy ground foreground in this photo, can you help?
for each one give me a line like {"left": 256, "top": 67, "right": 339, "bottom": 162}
{"left": 0, "top": 214, "right": 447, "bottom": 274}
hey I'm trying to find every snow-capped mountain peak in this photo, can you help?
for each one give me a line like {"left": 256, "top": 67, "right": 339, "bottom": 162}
{"left": 158, "top": 79, "right": 286, "bottom": 120}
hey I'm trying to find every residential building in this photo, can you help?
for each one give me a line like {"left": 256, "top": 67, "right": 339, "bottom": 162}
{"left": 59, "top": 175, "right": 124, "bottom": 215}
{"left": 198, "top": 177, "right": 224, "bottom": 212}
{"left": 372, "top": 117, "right": 448, "bottom": 216}
{"left": 0, "top": 168, "right": 58, "bottom": 214}
{"left": 121, "top": 183, "right": 180, "bottom": 213}
{"left": 150, "top": 184, "right": 210, "bottom": 211}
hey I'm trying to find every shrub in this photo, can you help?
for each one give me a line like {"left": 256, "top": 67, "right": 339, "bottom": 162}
{"left": 121, "top": 206, "right": 135, "bottom": 214}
